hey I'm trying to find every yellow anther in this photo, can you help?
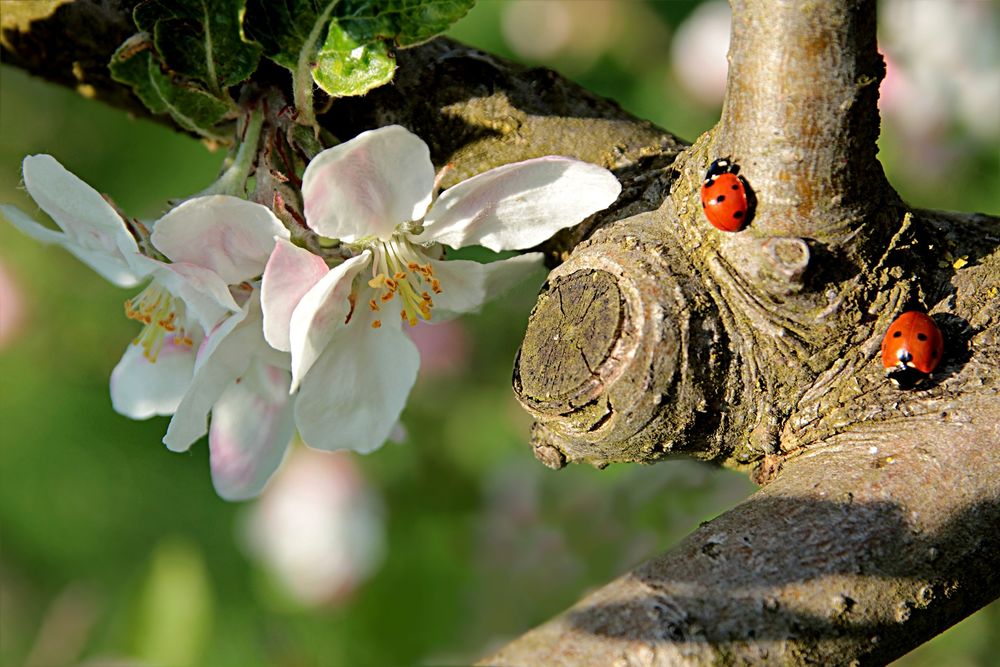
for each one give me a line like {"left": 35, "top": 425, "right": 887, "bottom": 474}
{"left": 372, "top": 319, "right": 382, "bottom": 329}
{"left": 369, "top": 298, "right": 380, "bottom": 312}
{"left": 393, "top": 271, "right": 406, "bottom": 281}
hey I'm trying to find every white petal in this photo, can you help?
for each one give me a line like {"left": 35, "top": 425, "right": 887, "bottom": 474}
{"left": 428, "top": 254, "right": 545, "bottom": 320}
{"left": 110, "top": 337, "right": 196, "bottom": 419}
{"left": 131, "top": 254, "right": 241, "bottom": 332}
{"left": 151, "top": 195, "right": 289, "bottom": 284}
{"left": 418, "top": 156, "right": 621, "bottom": 251}
{"left": 295, "top": 314, "right": 420, "bottom": 454}
{"left": 163, "top": 299, "right": 256, "bottom": 452}
{"left": 209, "top": 362, "right": 295, "bottom": 501}
{"left": 302, "top": 125, "right": 435, "bottom": 241}
{"left": 1, "top": 204, "right": 66, "bottom": 244}
{"left": 288, "top": 251, "right": 371, "bottom": 392}
{"left": 261, "top": 238, "right": 330, "bottom": 352}
{"left": 1, "top": 203, "right": 143, "bottom": 288}
{"left": 21, "top": 154, "right": 140, "bottom": 255}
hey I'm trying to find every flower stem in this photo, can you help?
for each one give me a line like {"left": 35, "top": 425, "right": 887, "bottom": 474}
{"left": 198, "top": 109, "right": 265, "bottom": 198}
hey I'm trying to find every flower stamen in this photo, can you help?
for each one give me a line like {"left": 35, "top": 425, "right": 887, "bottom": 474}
{"left": 124, "top": 283, "right": 194, "bottom": 361}
{"left": 364, "top": 238, "right": 444, "bottom": 329}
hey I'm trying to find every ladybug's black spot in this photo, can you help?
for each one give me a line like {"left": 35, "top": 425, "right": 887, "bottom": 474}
{"left": 733, "top": 210, "right": 744, "bottom": 219}
{"left": 892, "top": 331, "right": 902, "bottom": 338}
{"left": 931, "top": 350, "right": 938, "bottom": 359}
{"left": 715, "top": 195, "right": 726, "bottom": 203}
{"left": 732, "top": 184, "right": 740, "bottom": 190}
{"left": 916, "top": 332, "right": 928, "bottom": 341}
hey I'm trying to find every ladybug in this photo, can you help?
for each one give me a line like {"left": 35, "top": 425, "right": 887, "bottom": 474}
{"left": 880, "top": 311, "right": 944, "bottom": 388}
{"left": 701, "top": 158, "right": 752, "bottom": 232}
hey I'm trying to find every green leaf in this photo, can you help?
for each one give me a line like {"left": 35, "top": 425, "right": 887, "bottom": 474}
{"left": 313, "top": 21, "right": 395, "bottom": 97}
{"left": 243, "top": 0, "right": 330, "bottom": 71}
{"left": 134, "top": 0, "right": 261, "bottom": 94}
{"left": 337, "top": 0, "right": 476, "bottom": 47}
{"left": 111, "top": 35, "right": 231, "bottom": 139}
{"left": 244, "top": 0, "right": 474, "bottom": 101}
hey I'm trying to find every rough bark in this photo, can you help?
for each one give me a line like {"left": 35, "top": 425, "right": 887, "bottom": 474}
{"left": 483, "top": 409, "right": 1000, "bottom": 666}
{"left": 3, "top": 1, "right": 998, "bottom": 664}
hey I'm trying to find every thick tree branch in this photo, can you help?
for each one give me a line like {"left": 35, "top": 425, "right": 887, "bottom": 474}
{"left": 482, "top": 409, "right": 1000, "bottom": 666}
{"left": 717, "top": 0, "right": 894, "bottom": 248}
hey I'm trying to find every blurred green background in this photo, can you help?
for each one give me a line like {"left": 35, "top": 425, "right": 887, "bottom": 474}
{"left": 1, "top": 1, "right": 997, "bottom": 666}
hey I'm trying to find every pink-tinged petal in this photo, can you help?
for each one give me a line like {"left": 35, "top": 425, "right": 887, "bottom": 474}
{"left": 1, "top": 204, "right": 144, "bottom": 288}
{"left": 131, "top": 254, "right": 241, "bottom": 332}
{"left": 21, "top": 154, "right": 140, "bottom": 255}
{"left": 418, "top": 156, "right": 621, "bottom": 251}
{"left": 110, "top": 337, "right": 196, "bottom": 419}
{"left": 151, "top": 195, "right": 289, "bottom": 284}
{"left": 302, "top": 125, "right": 435, "bottom": 241}
{"left": 288, "top": 251, "right": 371, "bottom": 392}
{"left": 261, "top": 238, "right": 330, "bottom": 352}
{"left": 209, "top": 363, "right": 295, "bottom": 501}
{"left": 163, "top": 295, "right": 260, "bottom": 452}
{"left": 428, "top": 253, "right": 544, "bottom": 320}
{"left": 295, "top": 312, "right": 420, "bottom": 454}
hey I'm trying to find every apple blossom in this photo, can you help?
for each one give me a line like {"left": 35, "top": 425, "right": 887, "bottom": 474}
{"left": 3, "top": 155, "right": 294, "bottom": 499}
{"left": 261, "top": 124, "right": 621, "bottom": 455}
{"left": 115, "top": 197, "right": 294, "bottom": 500}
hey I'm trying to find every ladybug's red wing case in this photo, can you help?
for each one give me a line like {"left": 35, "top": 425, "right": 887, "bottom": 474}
{"left": 881, "top": 311, "right": 945, "bottom": 386}
{"left": 701, "top": 159, "right": 751, "bottom": 232}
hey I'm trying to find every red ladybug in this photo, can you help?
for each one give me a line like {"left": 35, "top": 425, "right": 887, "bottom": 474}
{"left": 881, "top": 311, "right": 944, "bottom": 387}
{"left": 701, "top": 158, "right": 751, "bottom": 232}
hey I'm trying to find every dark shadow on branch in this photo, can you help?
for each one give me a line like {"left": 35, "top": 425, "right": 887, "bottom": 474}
{"left": 567, "top": 495, "right": 1000, "bottom": 645}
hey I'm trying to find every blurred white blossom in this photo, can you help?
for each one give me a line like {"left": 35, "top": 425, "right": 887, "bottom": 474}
{"left": 501, "top": 0, "right": 623, "bottom": 73}
{"left": 671, "top": 1, "right": 731, "bottom": 108}
{"left": 880, "top": 0, "right": 1000, "bottom": 141}
{"left": 242, "top": 448, "right": 385, "bottom": 606}
{"left": 0, "top": 260, "right": 26, "bottom": 350}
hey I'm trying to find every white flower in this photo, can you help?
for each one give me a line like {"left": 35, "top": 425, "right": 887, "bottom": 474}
{"left": 122, "top": 195, "right": 294, "bottom": 500}
{"left": 261, "top": 124, "right": 621, "bottom": 454}
{"left": 2, "top": 154, "right": 295, "bottom": 500}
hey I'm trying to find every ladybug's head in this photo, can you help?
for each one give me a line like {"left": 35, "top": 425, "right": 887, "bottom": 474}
{"left": 886, "top": 362, "right": 928, "bottom": 389}
{"left": 705, "top": 158, "right": 740, "bottom": 181}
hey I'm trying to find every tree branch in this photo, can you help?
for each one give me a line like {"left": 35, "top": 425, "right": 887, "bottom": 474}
{"left": 481, "top": 410, "right": 1000, "bottom": 666}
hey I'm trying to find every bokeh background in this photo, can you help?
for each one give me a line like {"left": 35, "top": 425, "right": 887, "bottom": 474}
{"left": 1, "top": 1, "right": 997, "bottom": 665}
